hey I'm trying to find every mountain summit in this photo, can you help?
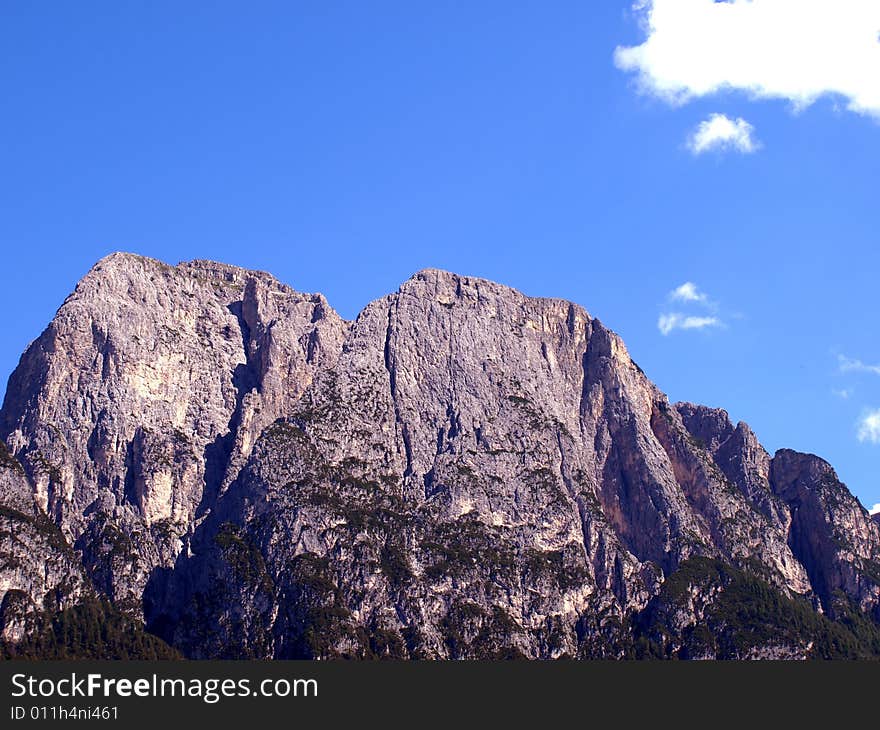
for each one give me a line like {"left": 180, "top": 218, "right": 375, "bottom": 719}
{"left": 2, "top": 253, "right": 879, "bottom": 659}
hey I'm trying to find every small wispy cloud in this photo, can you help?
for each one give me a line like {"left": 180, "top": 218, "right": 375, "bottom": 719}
{"left": 686, "top": 114, "right": 760, "bottom": 155}
{"left": 669, "top": 281, "right": 708, "bottom": 304}
{"left": 658, "top": 313, "right": 721, "bottom": 336}
{"left": 833, "top": 388, "right": 854, "bottom": 400}
{"left": 659, "top": 281, "right": 723, "bottom": 335}
{"left": 839, "top": 354, "right": 880, "bottom": 376}
{"left": 857, "top": 409, "right": 880, "bottom": 444}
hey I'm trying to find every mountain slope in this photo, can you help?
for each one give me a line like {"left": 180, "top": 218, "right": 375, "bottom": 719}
{"left": 0, "top": 253, "right": 346, "bottom": 614}
{"left": 2, "top": 255, "right": 879, "bottom": 658}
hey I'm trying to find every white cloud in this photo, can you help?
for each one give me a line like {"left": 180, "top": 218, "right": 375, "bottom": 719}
{"left": 658, "top": 312, "right": 721, "bottom": 335}
{"left": 832, "top": 388, "right": 854, "bottom": 400}
{"left": 670, "top": 281, "right": 708, "bottom": 303}
{"left": 839, "top": 354, "right": 880, "bottom": 376}
{"left": 614, "top": 0, "right": 880, "bottom": 118}
{"left": 870, "top": 503, "right": 880, "bottom": 515}
{"left": 686, "top": 114, "right": 759, "bottom": 154}
{"left": 659, "top": 282, "right": 724, "bottom": 334}
{"left": 858, "top": 409, "right": 880, "bottom": 444}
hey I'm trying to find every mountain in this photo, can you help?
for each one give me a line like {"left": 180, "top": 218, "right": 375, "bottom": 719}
{"left": 2, "top": 253, "right": 880, "bottom": 659}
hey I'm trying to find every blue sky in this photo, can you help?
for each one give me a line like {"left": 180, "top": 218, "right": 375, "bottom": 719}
{"left": 2, "top": 1, "right": 879, "bottom": 505}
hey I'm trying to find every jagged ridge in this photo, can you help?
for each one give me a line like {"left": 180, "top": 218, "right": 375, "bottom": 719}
{"left": 2, "top": 253, "right": 879, "bottom": 659}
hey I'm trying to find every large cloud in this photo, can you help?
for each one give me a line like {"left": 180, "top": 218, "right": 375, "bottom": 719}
{"left": 615, "top": 0, "right": 880, "bottom": 117}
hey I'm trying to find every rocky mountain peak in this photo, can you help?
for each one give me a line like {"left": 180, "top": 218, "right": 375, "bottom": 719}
{"left": 2, "top": 254, "right": 880, "bottom": 659}
{"left": 0, "top": 253, "right": 348, "bottom": 610}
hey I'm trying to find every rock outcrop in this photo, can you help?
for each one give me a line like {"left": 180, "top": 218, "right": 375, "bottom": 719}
{"left": 0, "top": 254, "right": 346, "bottom": 613}
{"left": 0, "top": 442, "right": 87, "bottom": 644}
{"left": 2, "top": 255, "right": 880, "bottom": 659}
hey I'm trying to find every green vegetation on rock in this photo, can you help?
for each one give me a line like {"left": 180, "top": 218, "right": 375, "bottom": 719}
{"left": 1, "top": 598, "right": 180, "bottom": 660}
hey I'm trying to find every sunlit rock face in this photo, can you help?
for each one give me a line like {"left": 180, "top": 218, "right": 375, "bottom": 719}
{"left": 3, "top": 255, "right": 880, "bottom": 659}
{"left": 0, "top": 253, "right": 347, "bottom": 612}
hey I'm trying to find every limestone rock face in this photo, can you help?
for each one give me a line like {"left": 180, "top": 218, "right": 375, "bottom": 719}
{"left": 0, "top": 443, "right": 87, "bottom": 643}
{"left": 768, "top": 449, "right": 880, "bottom": 614}
{"left": 675, "top": 404, "right": 880, "bottom": 617}
{"left": 3, "top": 255, "right": 880, "bottom": 658}
{"left": 0, "top": 253, "right": 347, "bottom": 612}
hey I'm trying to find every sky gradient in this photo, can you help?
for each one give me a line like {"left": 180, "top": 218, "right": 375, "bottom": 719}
{"left": 2, "top": 2, "right": 878, "bottom": 505}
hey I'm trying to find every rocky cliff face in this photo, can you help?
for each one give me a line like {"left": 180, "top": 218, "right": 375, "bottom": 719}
{"left": 2, "top": 254, "right": 880, "bottom": 658}
{"left": 0, "top": 253, "right": 346, "bottom": 614}
{"left": 0, "top": 442, "right": 87, "bottom": 644}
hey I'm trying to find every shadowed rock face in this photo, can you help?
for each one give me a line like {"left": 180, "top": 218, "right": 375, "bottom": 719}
{"left": 2, "top": 254, "right": 880, "bottom": 658}
{"left": 768, "top": 449, "right": 880, "bottom": 614}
